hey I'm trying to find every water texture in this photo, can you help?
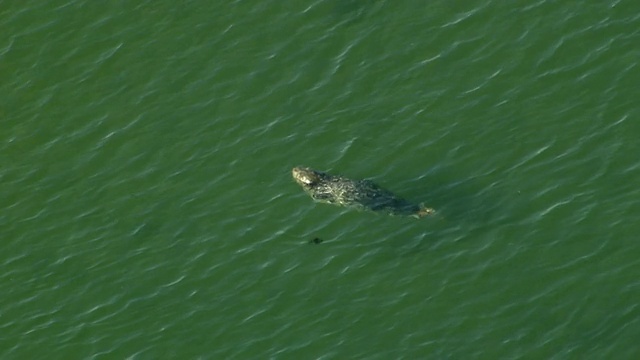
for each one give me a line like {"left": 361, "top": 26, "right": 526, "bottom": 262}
{"left": 2, "top": 0, "right": 640, "bottom": 358}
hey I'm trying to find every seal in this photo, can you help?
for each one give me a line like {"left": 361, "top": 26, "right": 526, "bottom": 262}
{"left": 292, "top": 166, "right": 435, "bottom": 218}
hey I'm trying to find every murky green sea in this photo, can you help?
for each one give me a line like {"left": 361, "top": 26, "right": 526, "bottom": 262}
{"left": 2, "top": 1, "right": 640, "bottom": 359}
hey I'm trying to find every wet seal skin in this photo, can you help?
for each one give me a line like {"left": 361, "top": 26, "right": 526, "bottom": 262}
{"left": 292, "top": 166, "right": 435, "bottom": 218}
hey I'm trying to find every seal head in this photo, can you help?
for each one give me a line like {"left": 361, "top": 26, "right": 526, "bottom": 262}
{"left": 292, "top": 166, "right": 323, "bottom": 188}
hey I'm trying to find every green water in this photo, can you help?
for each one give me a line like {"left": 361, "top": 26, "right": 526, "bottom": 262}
{"left": 2, "top": 1, "right": 640, "bottom": 358}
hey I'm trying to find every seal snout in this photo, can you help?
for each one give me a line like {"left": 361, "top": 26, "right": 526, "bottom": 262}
{"left": 291, "top": 167, "right": 305, "bottom": 182}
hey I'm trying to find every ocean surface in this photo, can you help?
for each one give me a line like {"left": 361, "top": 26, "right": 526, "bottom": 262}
{"left": 2, "top": 1, "right": 640, "bottom": 358}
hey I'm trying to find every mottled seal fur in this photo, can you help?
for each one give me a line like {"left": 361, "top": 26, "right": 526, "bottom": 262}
{"left": 292, "top": 166, "right": 435, "bottom": 218}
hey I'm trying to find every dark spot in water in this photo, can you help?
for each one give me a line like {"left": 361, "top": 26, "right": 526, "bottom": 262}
{"left": 310, "top": 237, "right": 323, "bottom": 244}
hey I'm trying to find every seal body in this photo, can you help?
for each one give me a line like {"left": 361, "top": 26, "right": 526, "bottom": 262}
{"left": 292, "top": 166, "right": 435, "bottom": 218}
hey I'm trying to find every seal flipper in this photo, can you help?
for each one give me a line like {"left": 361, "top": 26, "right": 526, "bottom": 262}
{"left": 414, "top": 203, "right": 436, "bottom": 218}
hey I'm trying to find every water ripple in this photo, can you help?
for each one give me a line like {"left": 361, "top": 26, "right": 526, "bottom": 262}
{"left": 3, "top": 0, "right": 640, "bottom": 358}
